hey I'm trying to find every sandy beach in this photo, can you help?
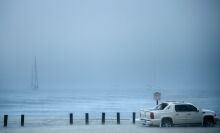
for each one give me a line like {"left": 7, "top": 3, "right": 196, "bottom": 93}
{"left": 1, "top": 125, "right": 220, "bottom": 133}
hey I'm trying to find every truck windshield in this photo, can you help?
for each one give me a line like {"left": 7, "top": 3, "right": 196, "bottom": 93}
{"left": 154, "top": 103, "right": 168, "bottom": 110}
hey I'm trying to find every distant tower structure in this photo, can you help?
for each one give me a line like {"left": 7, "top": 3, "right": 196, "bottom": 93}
{"left": 32, "top": 56, "right": 39, "bottom": 89}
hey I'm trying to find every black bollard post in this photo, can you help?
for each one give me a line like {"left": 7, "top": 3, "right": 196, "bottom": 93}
{"left": 85, "top": 113, "right": 89, "bottom": 125}
{"left": 117, "top": 112, "right": 120, "bottom": 124}
{"left": 70, "top": 113, "right": 73, "bottom": 125}
{"left": 21, "top": 114, "right": 24, "bottom": 126}
{"left": 102, "top": 112, "right": 105, "bottom": 124}
{"left": 4, "top": 115, "right": 8, "bottom": 127}
{"left": 132, "top": 112, "right": 136, "bottom": 124}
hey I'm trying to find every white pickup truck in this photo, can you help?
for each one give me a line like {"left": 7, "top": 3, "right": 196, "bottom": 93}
{"left": 139, "top": 101, "right": 217, "bottom": 127}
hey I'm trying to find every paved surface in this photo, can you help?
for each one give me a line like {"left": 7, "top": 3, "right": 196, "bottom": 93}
{"left": 0, "top": 125, "right": 220, "bottom": 133}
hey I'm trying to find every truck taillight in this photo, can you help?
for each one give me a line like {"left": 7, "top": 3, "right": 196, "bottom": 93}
{"left": 150, "top": 112, "right": 154, "bottom": 119}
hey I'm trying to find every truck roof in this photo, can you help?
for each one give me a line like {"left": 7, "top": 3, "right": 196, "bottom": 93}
{"left": 163, "top": 101, "right": 193, "bottom": 105}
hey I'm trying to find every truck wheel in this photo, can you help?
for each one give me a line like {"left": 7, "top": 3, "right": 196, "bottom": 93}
{"left": 203, "top": 117, "right": 214, "bottom": 127}
{"left": 161, "top": 118, "right": 173, "bottom": 127}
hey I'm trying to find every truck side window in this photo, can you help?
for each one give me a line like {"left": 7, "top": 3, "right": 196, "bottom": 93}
{"left": 175, "top": 105, "right": 188, "bottom": 112}
{"left": 186, "top": 105, "right": 197, "bottom": 112}
{"left": 155, "top": 103, "right": 168, "bottom": 110}
{"left": 175, "top": 105, "right": 197, "bottom": 112}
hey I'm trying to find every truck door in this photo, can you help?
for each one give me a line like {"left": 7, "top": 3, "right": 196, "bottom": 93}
{"left": 173, "top": 105, "right": 190, "bottom": 124}
{"left": 185, "top": 105, "right": 203, "bottom": 124}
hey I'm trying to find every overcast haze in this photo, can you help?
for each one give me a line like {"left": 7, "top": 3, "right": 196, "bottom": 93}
{"left": 1, "top": 0, "right": 220, "bottom": 93}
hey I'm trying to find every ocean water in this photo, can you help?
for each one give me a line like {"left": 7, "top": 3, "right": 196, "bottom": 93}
{"left": 0, "top": 88, "right": 150, "bottom": 115}
{"left": 0, "top": 88, "right": 219, "bottom": 127}
{"left": 0, "top": 88, "right": 220, "bottom": 115}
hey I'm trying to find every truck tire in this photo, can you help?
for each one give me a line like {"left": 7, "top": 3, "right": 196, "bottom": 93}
{"left": 203, "top": 117, "right": 214, "bottom": 127}
{"left": 161, "top": 118, "right": 173, "bottom": 127}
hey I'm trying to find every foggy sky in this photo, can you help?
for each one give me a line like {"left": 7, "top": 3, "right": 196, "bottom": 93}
{"left": 0, "top": 0, "right": 220, "bottom": 92}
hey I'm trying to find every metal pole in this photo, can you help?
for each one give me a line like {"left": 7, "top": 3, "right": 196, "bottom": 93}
{"left": 132, "top": 112, "right": 136, "bottom": 124}
{"left": 85, "top": 113, "right": 89, "bottom": 125}
{"left": 70, "top": 113, "right": 73, "bottom": 125}
{"left": 4, "top": 115, "right": 8, "bottom": 127}
{"left": 102, "top": 112, "right": 105, "bottom": 124}
{"left": 117, "top": 112, "right": 120, "bottom": 124}
{"left": 21, "top": 114, "right": 24, "bottom": 126}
